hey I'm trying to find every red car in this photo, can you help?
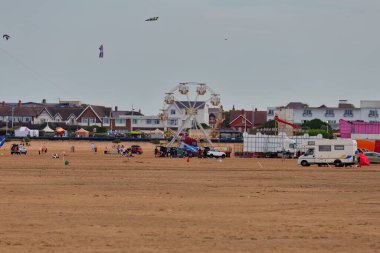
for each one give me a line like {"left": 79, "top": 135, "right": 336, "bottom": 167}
{"left": 131, "top": 145, "right": 143, "bottom": 154}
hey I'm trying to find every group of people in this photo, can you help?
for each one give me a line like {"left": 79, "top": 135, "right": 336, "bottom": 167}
{"left": 116, "top": 145, "right": 133, "bottom": 157}
{"left": 38, "top": 146, "right": 48, "bottom": 155}
{"left": 155, "top": 146, "right": 210, "bottom": 158}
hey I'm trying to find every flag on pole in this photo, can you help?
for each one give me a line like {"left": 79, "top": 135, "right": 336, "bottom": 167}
{"left": 0, "top": 137, "right": 5, "bottom": 148}
{"left": 99, "top": 44, "right": 104, "bottom": 58}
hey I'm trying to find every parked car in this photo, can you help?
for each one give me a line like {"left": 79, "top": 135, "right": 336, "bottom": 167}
{"left": 11, "top": 144, "right": 27, "bottom": 155}
{"left": 131, "top": 145, "right": 143, "bottom": 154}
{"left": 206, "top": 149, "right": 227, "bottom": 158}
{"left": 364, "top": 152, "right": 380, "bottom": 164}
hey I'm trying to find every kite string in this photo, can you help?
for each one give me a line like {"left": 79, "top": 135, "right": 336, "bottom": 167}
{"left": 0, "top": 46, "right": 58, "bottom": 88}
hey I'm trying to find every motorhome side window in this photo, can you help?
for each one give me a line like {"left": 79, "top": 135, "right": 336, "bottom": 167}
{"left": 334, "top": 145, "right": 345, "bottom": 150}
{"left": 319, "top": 145, "right": 331, "bottom": 152}
{"left": 308, "top": 141, "right": 315, "bottom": 145}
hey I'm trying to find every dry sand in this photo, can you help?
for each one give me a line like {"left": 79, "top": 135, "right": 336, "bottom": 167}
{"left": 0, "top": 140, "right": 379, "bottom": 253}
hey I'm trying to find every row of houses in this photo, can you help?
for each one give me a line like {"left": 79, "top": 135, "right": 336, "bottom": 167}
{"left": 0, "top": 100, "right": 228, "bottom": 132}
{"left": 3, "top": 98, "right": 378, "bottom": 135}
{"left": 267, "top": 100, "right": 380, "bottom": 129}
{"left": 0, "top": 100, "right": 138, "bottom": 131}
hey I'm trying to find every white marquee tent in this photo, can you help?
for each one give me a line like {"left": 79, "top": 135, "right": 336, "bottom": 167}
{"left": 42, "top": 124, "right": 54, "bottom": 133}
{"left": 14, "top": 127, "right": 39, "bottom": 137}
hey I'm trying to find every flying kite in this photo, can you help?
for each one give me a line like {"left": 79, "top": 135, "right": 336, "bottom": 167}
{"left": 3, "top": 34, "right": 10, "bottom": 40}
{"left": 99, "top": 44, "right": 103, "bottom": 58}
{"left": 145, "top": 17, "right": 159, "bottom": 22}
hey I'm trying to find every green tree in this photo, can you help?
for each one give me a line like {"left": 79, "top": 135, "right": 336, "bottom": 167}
{"left": 307, "top": 129, "right": 331, "bottom": 139}
{"left": 302, "top": 119, "right": 330, "bottom": 131}
{"left": 257, "top": 120, "right": 276, "bottom": 129}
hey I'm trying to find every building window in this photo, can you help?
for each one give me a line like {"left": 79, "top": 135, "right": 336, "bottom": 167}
{"left": 116, "top": 119, "right": 126, "bottom": 124}
{"left": 325, "top": 109, "right": 334, "bottom": 117}
{"left": 81, "top": 117, "right": 88, "bottom": 124}
{"left": 170, "top": 109, "right": 176, "bottom": 115}
{"left": 41, "top": 118, "right": 47, "bottom": 123}
{"left": 326, "top": 120, "right": 336, "bottom": 124}
{"left": 168, "top": 119, "right": 177, "bottom": 125}
{"left": 146, "top": 119, "right": 152, "bottom": 124}
{"left": 153, "top": 119, "right": 160, "bottom": 124}
{"left": 103, "top": 117, "right": 109, "bottom": 124}
{"left": 303, "top": 109, "right": 312, "bottom": 117}
{"left": 334, "top": 145, "right": 345, "bottom": 150}
{"left": 369, "top": 110, "right": 379, "bottom": 118}
{"left": 89, "top": 118, "right": 96, "bottom": 124}
{"left": 319, "top": 145, "right": 331, "bottom": 152}
{"left": 344, "top": 109, "right": 353, "bottom": 117}
{"left": 268, "top": 110, "right": 274, "bottom": 116}
{"left": 24, "top": 117, "right": 31, "bottom": 122}
{"left": 132, "top": 119, "right": 137, "bottom": 124}
{"left": 69, "top": 118, "right": 75, "bottom": 124}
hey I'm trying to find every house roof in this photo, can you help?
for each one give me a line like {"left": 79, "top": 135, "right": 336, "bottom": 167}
{"left": 40, "top": 107, "right": 84, "bottom": 120}
{"left": 230, "top": 109, "right": 267, "bottom": 126}
{"left": 230, "top": 110, "right": 254, "bottom": 125}
{"left": 230, "top": 114, "right": 253, "bottom": 126}
{"left": 92, "top": 105, "right": 112, "bottom": 118}
{"left": 0, "top": 106, "right": 41, "bottom": 117}
{"left": 338, "top": 102, "right": 355, "bottom": 109}
{"left": 253, "top": 111, "right": 267, "bottom": 126}
{"left": 174, "top": 101, "right": 206, "bottom": 109}
{"left": 285, "top": 102, "right": 308, "bottom": 109}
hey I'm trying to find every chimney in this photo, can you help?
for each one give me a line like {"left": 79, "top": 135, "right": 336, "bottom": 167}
{"left": 232, "top": 105, "right": 235, "bottom": 111}
{"left": 42, "top": 99, "right": 47, "bottom": 104}
{"left": 255, "top": 108, "right": 258, "bottom": 112}
{"left": 18, "top": 100, "right": 22, "bottom": 108}
{"left": 1, "top": 101, "right": 5, "bottom": 107}
{"left": 115, "top": 106, "right": 118, "bottom": 112}
{"left": 138, "top": 109, "right": 141, "bottom": 114}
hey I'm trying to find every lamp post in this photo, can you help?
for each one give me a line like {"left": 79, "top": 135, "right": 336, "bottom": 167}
{"left": 11, "top": 106, "right": 14, "bottom": 129}
{"left": 326, "top": 121, "right": 329, "bottom": 136}
{"left": 5, "top": 116, "right": 8, "bottom": 136}
{"left": 131, "top": 105, "right": 134, "bottom": 132}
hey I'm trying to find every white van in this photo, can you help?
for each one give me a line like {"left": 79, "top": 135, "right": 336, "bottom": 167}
{"left": 298, "top": 139, "right": 357, "bottom": 167}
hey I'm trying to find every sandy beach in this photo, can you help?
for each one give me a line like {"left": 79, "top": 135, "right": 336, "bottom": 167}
{"left": 0, "top": 140, "right": 379, "bottom": 253}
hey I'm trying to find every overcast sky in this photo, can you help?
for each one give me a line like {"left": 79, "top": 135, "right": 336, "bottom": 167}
{"left": 1, "top": 0, "right": 380, "bottom": 114}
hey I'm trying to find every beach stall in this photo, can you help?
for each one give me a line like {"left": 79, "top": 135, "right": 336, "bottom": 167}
{"left": 56, "top": 127, "right": 66, "bottom": 137}
{"left": 75, "top": 128, "right": 89, "bottom": 138}
{"left": 42, "top": 124, "right": 54, "bottom": 133}
{"left": 15, "top": 127, "right": 31, "bottom": 137}
{"left": 150, "top": 129, "right": 165, "bottom": 139}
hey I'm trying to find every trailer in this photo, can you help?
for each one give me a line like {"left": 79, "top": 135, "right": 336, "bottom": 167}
{"left": 298, "top": 139, "right": 357, "bottom": 167}
{"left": 242, "top": 132, "right": 297, "bottom": 158}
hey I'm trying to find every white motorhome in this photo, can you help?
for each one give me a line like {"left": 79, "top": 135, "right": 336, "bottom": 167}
{"left": 298, "top": 139, "right": 357, "bottom": 167}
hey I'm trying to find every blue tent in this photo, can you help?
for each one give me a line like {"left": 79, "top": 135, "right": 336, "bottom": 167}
{"left": 0, "top": 137, "right": 5, "bottom": 148}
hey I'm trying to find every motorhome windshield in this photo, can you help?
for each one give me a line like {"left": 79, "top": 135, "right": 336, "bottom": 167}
{"left": 305, "top": 149, "right": 314, "bottom": 156}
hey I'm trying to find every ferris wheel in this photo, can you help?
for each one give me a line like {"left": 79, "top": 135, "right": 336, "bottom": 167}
{"left": 159, "top": 82, "right": 221, "bottom": 147}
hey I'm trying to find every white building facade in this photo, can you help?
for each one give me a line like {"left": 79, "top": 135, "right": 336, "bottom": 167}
{"left": 267, "top": 100, "right": 380, "bottom": 129}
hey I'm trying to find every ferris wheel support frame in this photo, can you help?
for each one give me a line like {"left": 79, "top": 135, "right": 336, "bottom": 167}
{"left": 162, "top": 82, "right": 221, "bottom": 149}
